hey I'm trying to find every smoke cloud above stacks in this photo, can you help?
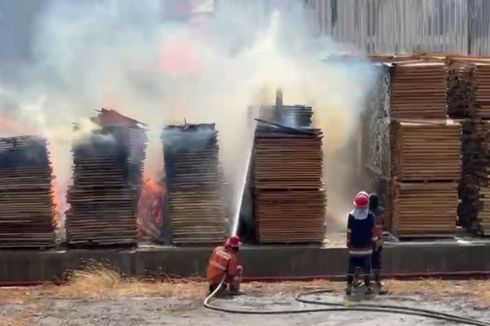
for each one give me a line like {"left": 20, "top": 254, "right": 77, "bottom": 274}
{"left": 0, "top": 0, "right": 377, "bottom": 232}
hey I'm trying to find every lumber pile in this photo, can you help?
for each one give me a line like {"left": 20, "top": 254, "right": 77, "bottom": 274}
{"left": 389, "top": 62, "right": 448, "bottom": 120}
{"left": 447, "top": 63, "right": 476, "bottom": 118}
{"left": 389, "top": 121, "right": 461, "bottom": 237}
{"left": 66, "top": 110, "right": 147, "bottom": 246}
{"left": 447, "top": 62, "right": 490, "bottom": 119}
{"left": 275, "top": 105, "right": 313, "bottom": 128}
{"left": 259, "top": 105, "right": 313, "bottom": 128}
{"left": 474, "top": 63, "right": 490, "bottom": 118}
{"left": 162, "top": 123, "right": 226, "bottom": 245}
{"left": 447, "top": 62, "right": 490, "bottom": 234}
{"left": 253, "top": 124, "right": 326, "bottom": 243}
{"left": 390, "top": 121, "right": 462, "bottom": 181}
{"left": 458, "top": 120, "right": 490, "bottom": 234}
{"left": 0, "top": 136, "right": 55, "bottom": 248}
{"left": 392, "top": 182, "right": 459, "bottom": 237}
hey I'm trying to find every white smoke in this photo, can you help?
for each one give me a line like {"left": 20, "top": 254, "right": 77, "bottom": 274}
{"left": 0, "top": 0, "right": 377, "bottom": 232}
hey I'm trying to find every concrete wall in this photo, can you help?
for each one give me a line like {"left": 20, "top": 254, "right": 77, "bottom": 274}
{"left": 0, "top": 243, "right": 489, "bottom": 284}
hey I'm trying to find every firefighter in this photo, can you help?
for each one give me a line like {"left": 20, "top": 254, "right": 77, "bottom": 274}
{"left": 206, "top": 235, "right": 243, "bottom": 295}
{"left": 369, "top": 193, "right": 385, "bottom": 292}
{"left": 346, "top": 191, "right": 377, "bottom": 295}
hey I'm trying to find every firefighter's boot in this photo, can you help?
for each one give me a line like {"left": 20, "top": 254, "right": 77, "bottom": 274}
{"left": 364, "top": 275, "right": 373, "bottom": 295}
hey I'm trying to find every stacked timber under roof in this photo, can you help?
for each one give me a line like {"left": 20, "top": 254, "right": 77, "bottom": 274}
{"left": 66, "top": 109, "right": 147, "bottom": 246}
{"left": 253, "top": 123, "right": 326, "bottom": 243}
{"left": 0, "top": 136, "right": 56, "bottom": 248}
{"left": 162, "top": 123, "right": 226, "bottom": 245}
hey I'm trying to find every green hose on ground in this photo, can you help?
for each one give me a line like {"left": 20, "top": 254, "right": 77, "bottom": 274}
{"left": 203, "top": 281, "right": 490, "bottom": 326}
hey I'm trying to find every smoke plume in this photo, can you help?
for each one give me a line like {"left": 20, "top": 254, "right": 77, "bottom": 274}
{"left": 0, "top": 0, "right": 376, "bottom": 233}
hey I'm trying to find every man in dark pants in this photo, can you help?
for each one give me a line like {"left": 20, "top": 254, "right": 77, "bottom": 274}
{"left": 346, "top": 191, "right": 377, "bottom": 295}
{"left": 369, "top": 193, "right": 385, "bottom": 292}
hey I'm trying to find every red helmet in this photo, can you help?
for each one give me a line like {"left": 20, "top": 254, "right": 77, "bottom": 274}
{"left": 353, "top": 192, "right": 369, "bottom": 209}
{"left": 225, "top": 235, "right": 241, "bottom": 248}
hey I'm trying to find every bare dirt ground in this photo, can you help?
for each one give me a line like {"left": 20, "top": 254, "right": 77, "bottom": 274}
{"left": 0, "top": 267, "right": 489, "bottom": 326}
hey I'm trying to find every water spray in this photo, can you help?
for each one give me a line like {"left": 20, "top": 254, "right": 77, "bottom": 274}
{"left": 231, "top": 121, "right": 256, "bottom": 236}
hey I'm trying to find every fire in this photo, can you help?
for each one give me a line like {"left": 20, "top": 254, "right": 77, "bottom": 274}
{"left": 158, "top": 34, "right": 200, "bottom": 76}
{"left": 137, "top": 176, "right": 166, "bottom": 242}
{"left": 51, "top": 178, "right": 65, "bottom": 228}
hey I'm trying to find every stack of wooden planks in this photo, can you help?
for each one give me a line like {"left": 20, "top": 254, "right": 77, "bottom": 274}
{"left": 253, "top": 124, "right": 326, "bottom": 243}
{"left": 392, "top": 182, "right": 459, "bottom": 237}
{"left": 473, "top": 63, "right": 490, "bottom": 118}
{"left": 389, "top": 62, "right": 448, "bottom": 120}
{"left": 66, "top": 125, "right": 147, "bottom": 246}
{"left": 162, "top": 123, "right": 226, "bottom": 245}
{"left": 447, "top": 61, "right": 490, "bottom": 234}
{"left": 259, "top": 105, "right": 313, "bottom": 128}
{"left": 390, "top": 121, "right": 461, "bottom": 237}
{"left": 390, "top": 121, "right": 462, "bottom": 181}
{"left": 0, "top": 136, "right": 55, "bottom": 248}
{"left": 457, "top": 120, "right": 490, "bottom": 235}
{"left": 275, "top": 105, "right": 313, "bottom": 128}
{"left": 447, "top": 62, "right": 476, "bottom": 118}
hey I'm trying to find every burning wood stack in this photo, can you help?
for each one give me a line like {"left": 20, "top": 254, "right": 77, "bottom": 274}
{"left": 66, "top": 109, "right": 147, "bottom": 246}
{"left": 252, "top": 96, "right": 326, "bottom": 243}
{"left": 0, "top": 136, "right": 56, "bottom": 248}
{"left": 162, "top": 123, "right": 226, "bottom": 245}
{"left": 448, "top": 60, "right": 490, "bottom": 234}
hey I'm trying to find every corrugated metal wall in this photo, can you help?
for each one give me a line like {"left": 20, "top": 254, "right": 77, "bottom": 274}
{"left": 217, "top": 0, "right": 490, "bottom": 55}
{"left": 309, "top": 0, "right": 471, "bottom": 54}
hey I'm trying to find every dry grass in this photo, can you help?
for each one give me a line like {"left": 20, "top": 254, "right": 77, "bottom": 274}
{"left": 0, "top": 265, "right": 488, "bottom": 306}
{"left": 48, "top": 263, "right": 206, "bottom": 300}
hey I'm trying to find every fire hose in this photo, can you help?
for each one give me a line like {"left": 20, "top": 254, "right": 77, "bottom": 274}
{"left": 204, "top": 278, "right": 490, "bottom": 326}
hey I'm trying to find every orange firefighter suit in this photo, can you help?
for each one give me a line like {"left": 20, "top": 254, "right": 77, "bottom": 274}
{"left": 206, "top": 245, "right": 243, "bottom": 291}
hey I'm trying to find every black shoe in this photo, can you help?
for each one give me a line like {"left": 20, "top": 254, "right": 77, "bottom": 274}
{"left": 365, "top": 286, "right": 374, "bottom": 295}
{"left": 345, "top": 285, "right": 352, "bottom": 296}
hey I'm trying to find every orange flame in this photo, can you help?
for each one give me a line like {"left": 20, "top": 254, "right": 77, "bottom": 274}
{"left": 51, "top": 178, "right": 65, "bottom": 228}
{"left": 137, "top": 176, "right": 166, "bottom": 242}
{"left": 158, "top": 35, "right": 200, "bottom": 76}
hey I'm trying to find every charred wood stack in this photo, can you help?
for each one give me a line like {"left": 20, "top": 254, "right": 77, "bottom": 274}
{"left": 447, "top": 63, "right": 476, "bottom": 118}
{"left": 66, "top": 110, "right": 147, "bottom": 246}
{"left": 253, "top": 123, "right": 326, "bottom": 243}
{"left": 162, "top": 123, "right": 226, "bottom": 245}
{"left": 259, "top": 105, "right": 313, "bottom": 129}
{"left": 0, "top": 136, "right": 56, "bottom": 248}
{"left": 447, "top": 61, "right": 490, "bottom": 235}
